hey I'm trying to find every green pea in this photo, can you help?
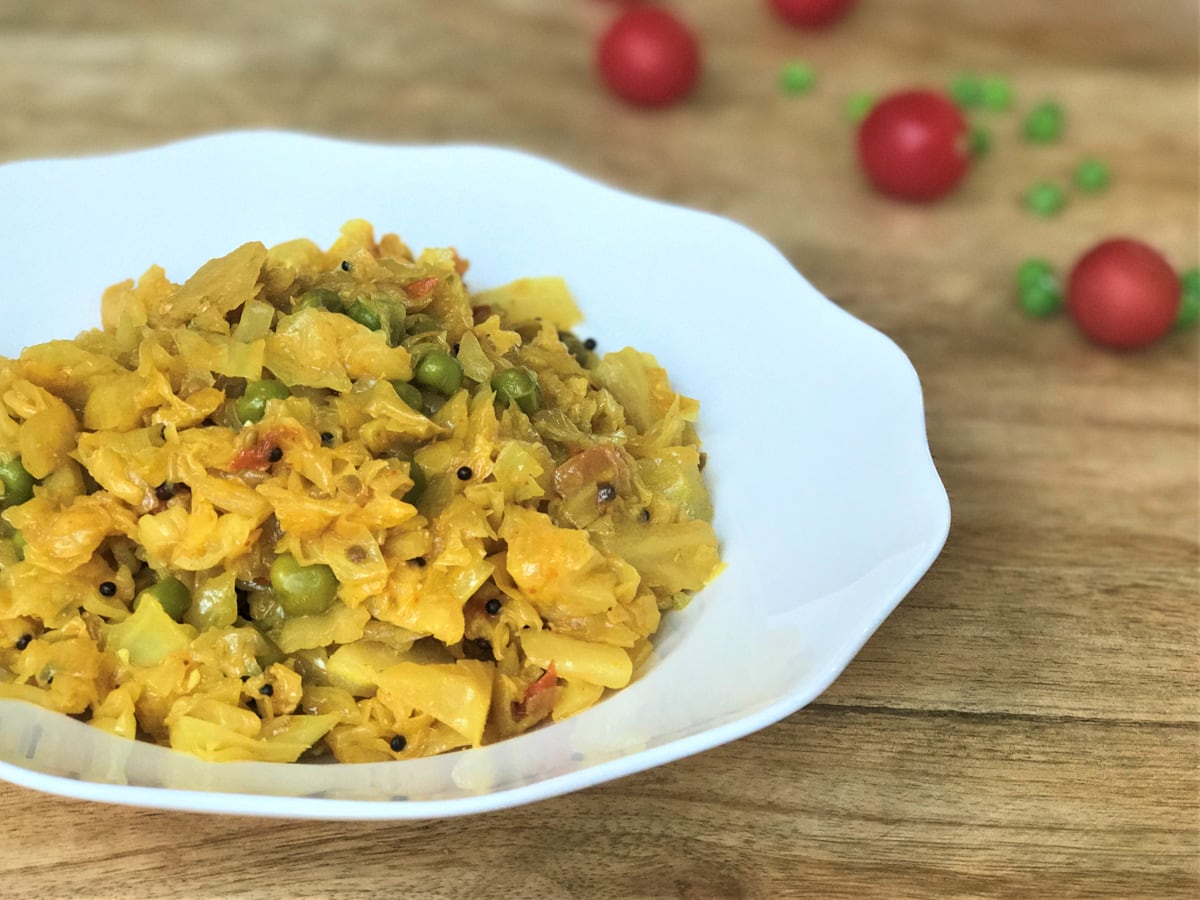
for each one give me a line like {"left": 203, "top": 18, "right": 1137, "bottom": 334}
{"left": 1016, "top": 259, "right": 1055, "bottom": 291}
{"left": 269, "top": 553, "right": 338, "bottom": 617}
{"left": 1074, "top": 158, "right": 1111, "bottom": 193}
{"left": 134, "top": 576, "right": 191, "bottom": 622}
{"left": 779, "top": 61, "right": 817, "bottom": 95}
{"left": 1024, "top": 182, "right": 1066, "bottom": 217}
{"left": 1176, "top": 267, "right": 1200, "bottom": 330}
{"left": 235, "top": 379, "right": 290, "bottom": 425}
{"left": 1024, "top": 100, "right": 1065, "bottom": 142}
{"left": 844, "top": 91, "right": 875, "bottom": 123}
{"left": 979, "top": 76, "right": 1014, "bottom": 111}
{"left": 414, "top": 350, "right": 463, "bottom": 396}
{"left": 390, "top": 380, "right": 424, "bottom": 411}
{"left": 950, "top": 73, "right": 983, "bottom": 108}
{"left": 1015, "top": 259, "right": 1062, "bottom": 318}
{"left": 402, "top": 460, "right": 426, "bottom": 505}
{"left": 0, "top": 457, "right": 35, "bottom": 508}
{"left": 345, "top": 299, "right": 382, "bottom": 331}
{"left": 11, "top": 530, "right": 26, "bottom": 560}
{"left": 294, "top": 288, "right": 342, "bottom": 313}
{"left": 491, "top": 368, "right": 539, "bottom": 415}
{"left": 1019, "top": 282, "right": 1063, "bottom": 318}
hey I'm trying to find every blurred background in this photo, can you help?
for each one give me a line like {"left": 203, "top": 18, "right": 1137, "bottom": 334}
{"left": 0, "top": 1, "right": 1197, "bottom": 896}
{"left": 2, "top": 2, "right": 1196, "bottom": 361}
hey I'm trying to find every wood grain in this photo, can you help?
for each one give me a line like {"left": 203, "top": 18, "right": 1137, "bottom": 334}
{"left": 0, "top": 1, "right": 1196, "bottom": 897}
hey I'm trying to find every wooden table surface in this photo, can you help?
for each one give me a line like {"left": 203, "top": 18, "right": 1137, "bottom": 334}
{"left": 1, "top": 1, "right": 1196, "bottom": 896}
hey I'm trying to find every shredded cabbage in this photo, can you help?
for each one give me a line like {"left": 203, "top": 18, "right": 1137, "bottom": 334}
{"left": 0, "top": 220, "right": 723, "bottom": 763}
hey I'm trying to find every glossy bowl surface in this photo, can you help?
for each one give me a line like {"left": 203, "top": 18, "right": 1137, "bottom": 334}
{"left": 0, "top": 133, "right": 949, "bottom": 818}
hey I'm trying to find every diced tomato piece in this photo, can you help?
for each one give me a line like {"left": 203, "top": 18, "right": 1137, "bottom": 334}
{"left": 403, "top": 277, "right": 440, "bottom": 299}
{"left": 513, "top": 662, "right": 557, "bottom": 721}
{"left": 230, "top": 430, "right": 286, "bottom": 472}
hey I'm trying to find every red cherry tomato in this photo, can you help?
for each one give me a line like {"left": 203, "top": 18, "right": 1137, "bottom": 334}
{"left": 1066, "top": 238, "right": 1181, "bottom": 350}
{"left": 857, "top": 89, "right": 971, "bottom": 202}
{"left": 597, "top": 8, "right": 701, "bottom": 107}
{"left": 768, "top": 0, "right": 858, "bottom": 28}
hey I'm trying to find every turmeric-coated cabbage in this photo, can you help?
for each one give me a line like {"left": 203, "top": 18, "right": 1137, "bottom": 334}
{"left": 0, "top": 220, "right": 722, "bottom": 763}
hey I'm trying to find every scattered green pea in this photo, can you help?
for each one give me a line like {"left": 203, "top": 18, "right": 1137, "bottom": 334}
{"left": 269, "top": 553, "right": 338, "bottom": 617}
{"left": 1074, "top": 158, "right": 1111, "bottom": 193}
{"left": 390, "top": 380, "right": 424, "bottom": 411}
{"left": 780, "top": 61, "right": 817, "bottom": 95}
{"left": 1176, "top": 267, "right": 1200, "bottom": 330}
{"left": 491, "top": 368, "right": 540, "bottom": 415}
{"left": 1019, "top": 284, "right": 1061, "bottom": 318}
{"left": 1019, "top": 282, "right": 1064, "bottom": 318}
{"left": 235, "top": 379, "right": 290, "bottom": 424}
{"left": 950, "top": 73, "right": 983, "bottom": 108}
{"left": 10, "top": 530, "right": 26, "bottom": 560}
{"left": 844, "top": 91, "right": 875, "bottom": 123}
{"left": 134, "top": 576, "right": 191, "bottom": 622}
{"left": 413, "top": 350, "right": 464, "bottom": 396}
{"left": 1024, "top": 100, "right": 1065, "bottom": 142}
{"left": 1016, "top": 258, "right": 1055, "bottom": 290}
{"left": 1015, "top": 259, "right": 1063, "bottom": 318}
{"left": 294, "top": 288, "right": 342, "bottom": 313}
{"left": 980, "top": 76, "right": 1014, "bottom": 111}
{"left": 0, "top": 457, "right": 35, "bottom": 509}
{"left": 1024, "top": 182, "right": 1066, "bottom": 217}
{"left": 344, "top": 299, "right": 382, "bottom": 331}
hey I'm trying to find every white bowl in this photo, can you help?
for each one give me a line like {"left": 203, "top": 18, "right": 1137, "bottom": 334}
{"left": 0, "top": 132, "right": 949, "bottom": 819}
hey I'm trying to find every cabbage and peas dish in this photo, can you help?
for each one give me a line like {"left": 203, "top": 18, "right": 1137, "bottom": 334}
{"left": 0, "top": 221, "right": 721, "bottom": 763}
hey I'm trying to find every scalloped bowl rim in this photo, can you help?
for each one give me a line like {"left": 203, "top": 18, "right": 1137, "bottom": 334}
{"left": 0, "top": 131, "right": 950, "bottom": 819}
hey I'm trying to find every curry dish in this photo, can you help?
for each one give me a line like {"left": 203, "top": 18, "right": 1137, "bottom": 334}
{"left": 0, "top": 221, "right": 721, "bottom": 762}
